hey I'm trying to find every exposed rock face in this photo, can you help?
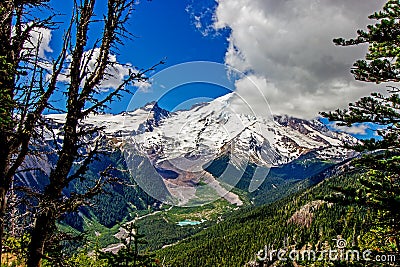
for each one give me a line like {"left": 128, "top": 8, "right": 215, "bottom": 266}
{"left": 38, "top": 93, "right": 357, "bottom": 206}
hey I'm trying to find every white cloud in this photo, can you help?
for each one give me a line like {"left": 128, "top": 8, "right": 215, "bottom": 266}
{"left": 14, "top": 24, "right": 150, "bottom": 93}
{"left": 13, "top": 23, "right": 53, "bottom": 58}
{"left": 213, "top": 0, "right": 387, "bottom": 119}
{"left": 137, "top": 79, "right": 151, "bottom": 92}
{"left": 29, "top": 27, "right": 53, "bottom": 58}
{"left": 186, "top": 1, "right": 217, "bottom": 37}
{"left": 58, "top": 48, "right": 148, "bottom": 91}
{"left": 331, "top": 123, "right": 369, "bottom": 135}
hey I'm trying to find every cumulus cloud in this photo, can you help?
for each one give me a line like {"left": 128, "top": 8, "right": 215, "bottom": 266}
{"left": 58, "top": 48, "right": 149, "bottom": 91}
{"left": 28, "top": 27, "right": 53, "bottom": 58}
{"left": 13, "top": 24, "right": 149, "bottom": 94}
{"left": 331, "top": 123, "right": 369, "bottom": 135}
{"left": 13, "top": 23, "right": 53, "bottom": 58}
{"left": 213, "top": 0, "right": 387, "bottom": 119}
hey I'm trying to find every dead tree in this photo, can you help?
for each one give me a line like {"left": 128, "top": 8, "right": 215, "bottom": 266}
{"left": 0, "top": 0, "right": 159, "bottom": 266}
{"left": 0, "top": 1, "right": 58, "bottom": 263}
{"left": 24, "top": 0, "right": 161, "bottom": 266}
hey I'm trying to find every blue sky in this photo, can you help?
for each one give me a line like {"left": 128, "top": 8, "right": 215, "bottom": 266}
{"left": 45, "top": 0, "right": 230, "bottom": 113}
{"left": 126, "top": 0, "right": 228, "bottom": 67}
{"left": 37, "top": 0, "right": 387, "bottom": 138}
{"left": 119, "top": 0, "right": 232, "bottom": 111}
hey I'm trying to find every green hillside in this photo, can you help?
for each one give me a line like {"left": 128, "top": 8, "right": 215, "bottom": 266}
{"left": 156, "top": 170, "right": 399, "bottom": 266}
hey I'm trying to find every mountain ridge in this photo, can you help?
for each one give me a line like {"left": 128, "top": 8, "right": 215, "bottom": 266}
{"left": 41, "top": 94, "right": 358, "bottom": 206}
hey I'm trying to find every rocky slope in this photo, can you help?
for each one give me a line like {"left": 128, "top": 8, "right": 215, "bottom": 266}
{"left": 43, "top": 93, "right": 357, "bottom": 207}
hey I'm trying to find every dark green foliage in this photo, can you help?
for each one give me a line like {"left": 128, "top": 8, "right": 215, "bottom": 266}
{"left": 321, "top": 0, "right": 400, "bottom": 246}
{"left": 63, "top": 212, "right": 85, "bottom": 232}
{"left": 206, "top": 152, "right": 335, "bottom": 206}
{"left": 99, "top": 223, "right": 160, "bottom": 267}
{"left": 251, "top": 155, "right": 335, "bottom": 205}
{"left": 136, "top": 216, "right": 208, "bottom": 251}
{"left": 333, "top": 0, "right": 400, "bottom": 83}
{"left": 321, "top": 91, "right": 400, "bottom": 151}
{"left": 62, "top": 150, "right": 158, "bottom": 229}
{"left": 157, "top": 173, "right": 393, "bottom": 266}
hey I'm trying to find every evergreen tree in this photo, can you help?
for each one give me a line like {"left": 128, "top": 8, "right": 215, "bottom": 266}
{"left": 321, "top": 0, "right": 400, "bottom": 248}
{"left": 99, "top": 222, "right": 160, "bottom": 267}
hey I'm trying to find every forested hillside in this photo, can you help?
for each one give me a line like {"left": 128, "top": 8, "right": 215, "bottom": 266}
{"left": 157, "top": 170, "right": 398, "bottom": 266}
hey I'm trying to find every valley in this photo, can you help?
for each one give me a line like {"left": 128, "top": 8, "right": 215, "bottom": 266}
{"left": 7, "top": 94, "right": 398, "bottom": 267}
{"left": 36, "top": 94, "right": 363, "bottom": 260}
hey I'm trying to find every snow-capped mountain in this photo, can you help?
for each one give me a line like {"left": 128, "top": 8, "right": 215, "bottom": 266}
{"left": 45, "top": 101, "right": 170, "bottom": 138}
{"left": 44, "top": 93, "right": 357, "bottom": 206}
{"left": 121, "top": 93, "right": 356, "bottom": 165}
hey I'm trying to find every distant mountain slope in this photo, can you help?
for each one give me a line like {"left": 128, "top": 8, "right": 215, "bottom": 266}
{"left": 15, "top": 95, "right": 359, "bottom": 231}
{"left": 44, "top": 93, "right": 357, "bottom": 207}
